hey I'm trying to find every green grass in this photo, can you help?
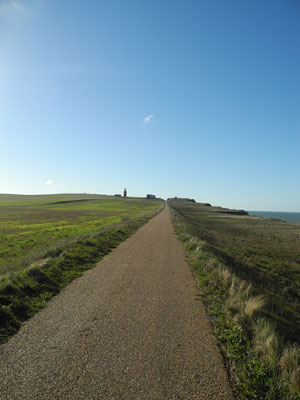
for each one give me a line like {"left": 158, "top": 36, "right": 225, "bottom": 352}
{"left": 169, "top": 198, "right": 300, "bottom": 399}
{"left": 0, "top": 193, "right": 161, "bottom": 276}
{"left": 168, "top": 198, "right": 300, "bottom": 344}
{"left": 0, "top": 193, "right": 163, "bottom": 343}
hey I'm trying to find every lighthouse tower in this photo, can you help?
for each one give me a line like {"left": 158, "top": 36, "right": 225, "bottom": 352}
{"left": 123, "top": 188, "right": 127, "bottom": 197}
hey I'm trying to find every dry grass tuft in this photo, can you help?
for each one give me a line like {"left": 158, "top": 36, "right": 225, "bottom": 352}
{"left": 188, "top": 238, "right": 203, "bottom": 263}
{"left": 229, "top": 279, "right": 251, "bottom": 301}
{"left": 222, "top": 269, "right": 231, "bottom": 286}
{"left": 254, "top": 319, "right": 279, "bottom": 369}
{"left": 279, "top": 345, "right": 300, "bottom": 395}
{"left": 227, "top": 280, "right": 251, "bottom": 312}
{"left": 226, "top": 279, "right": 266, "bottom": 332}
{"left": 244, "top": 295, "right": 267, "bottom": 318}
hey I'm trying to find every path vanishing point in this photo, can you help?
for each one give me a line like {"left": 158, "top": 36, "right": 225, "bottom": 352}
{"left": 0, "top": 206, "right": 234, "bottom": 399}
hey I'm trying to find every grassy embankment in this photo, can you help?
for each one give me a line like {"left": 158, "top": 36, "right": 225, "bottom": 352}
{"left": 0, "top": 193, "right": 163, "bottom": 343}
{"left": 169, "top": 198, "right": 300, "bottom": 400}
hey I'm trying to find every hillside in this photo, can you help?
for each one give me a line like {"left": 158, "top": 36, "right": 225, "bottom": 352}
{"left": 168, "top": 198, "right": 300, "bottom": 343}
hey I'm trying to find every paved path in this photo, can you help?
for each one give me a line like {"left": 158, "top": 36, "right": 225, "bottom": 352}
{"left": 0, "top": 206, "right": 233, "bottom": 399}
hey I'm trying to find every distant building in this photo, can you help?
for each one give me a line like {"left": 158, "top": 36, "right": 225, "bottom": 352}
{"left": 147, "top": 194, "right": 156, "bottom": 199}
{"left": 123, "top": 188, "right": 127, "bottom": 197}
{"left": 114, "top": 194, "right": 121, "bottom": 197}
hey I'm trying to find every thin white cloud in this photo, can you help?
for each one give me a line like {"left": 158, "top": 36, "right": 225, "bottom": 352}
{"left": 0, "top": 0, "right": 45, "bottom": 16}
{"left": 10, "top": 0, "right": 26, "bottom": 13}
{"left": 45, "top": 179, "right": 54, "bottom": 185}
{"left": 143, "top": 114, "right": 154, "bottom": 124}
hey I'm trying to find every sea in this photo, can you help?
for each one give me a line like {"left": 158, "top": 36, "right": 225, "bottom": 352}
{"left": 247, "top": 211, "right": 300, "bottom": 223}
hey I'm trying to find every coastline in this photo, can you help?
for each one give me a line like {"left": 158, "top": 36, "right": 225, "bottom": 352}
{"left": 247, "top": 210, "right": 300, "bottom": 223}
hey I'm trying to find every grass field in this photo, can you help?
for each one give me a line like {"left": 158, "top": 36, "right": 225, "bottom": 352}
{"left": 0, "top": 193, "right": 163, "bottom": 343}
{"left": 169, "top": 198, "right": 300, "bottom": 343}
{"left": 0, "top": 193, "right": 161, "bottom": 277}
{"left": 169, "top": 198, "right": 300, "bottom": 399}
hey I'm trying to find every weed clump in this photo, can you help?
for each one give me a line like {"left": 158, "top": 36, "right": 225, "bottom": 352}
{"left": 226, "top": 279, "right": 266, "bottom": 334}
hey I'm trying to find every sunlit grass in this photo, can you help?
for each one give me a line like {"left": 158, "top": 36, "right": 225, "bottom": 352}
{"left": 0, "top": 193, "right": 163, "bottom": 343}
{"left": 0, "top": 194, "right": 161, "bottom": 276}
{"left": 168, "top": 198, "right": 300, "bottom": 344}
{"left": 171, "top": 208, "right": 300, "bottom": 399}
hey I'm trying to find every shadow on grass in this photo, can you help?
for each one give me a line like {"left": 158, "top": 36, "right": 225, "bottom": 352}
{"left": 0, "top": 206, "right": 163, "bottom": 344}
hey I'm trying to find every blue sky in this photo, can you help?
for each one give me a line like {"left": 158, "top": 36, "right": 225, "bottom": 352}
{"left": 0, "top": 0, "right": 299, "bottom": 211}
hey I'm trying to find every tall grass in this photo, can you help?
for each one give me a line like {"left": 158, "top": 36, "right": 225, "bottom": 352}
{"left": 171, "top": 209, "right": 300, "bottom": 399}
{"left": 169, "top": 198, "right": 300, "bottom": 345}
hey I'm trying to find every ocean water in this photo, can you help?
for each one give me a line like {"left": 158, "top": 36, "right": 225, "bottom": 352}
{"left": 247, "top": 211, "right": 300, "bottom": 223}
